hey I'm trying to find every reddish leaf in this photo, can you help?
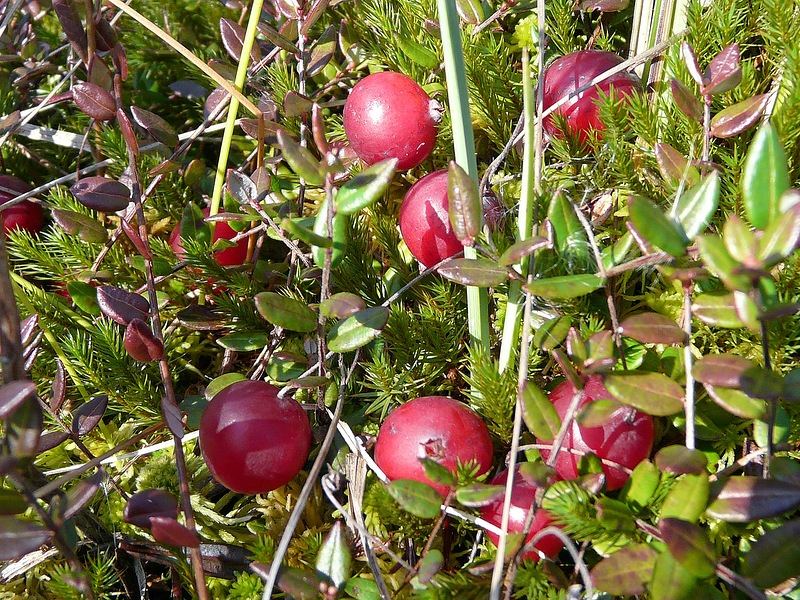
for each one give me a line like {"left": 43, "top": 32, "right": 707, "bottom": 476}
{"left": 120, "top": 217, "right": 151, "bottom": 259}
{"left": 283, "top": 91, "right": 313, "bottom": 118}
{"left": 707, "top": 476, "right": 800, "bottom": 522}
{"left": 692, "top": 354, "right": 755, "bottom": 387}
{"left": 448, "top": 161, "right": 481, "bottom": 246}
{"left": 711, "top": 94, "right": 769, "bottom": 138}
{"left": 70, "top": 177, "right": 131, "bottom": 212}
{"left": 204, "top": 86, "right": 230, "bottom": 121}
{"left": 655, "top": 142, "right": 700, "bottom": 188}
{"left": 117, "top": 108, "right": 139, "bottom": 156}
{"left": 123, "top": 489, "right": 179, "bottom": 529}
{"left": 702, "top": 44, "right": 742, "bottom": 95}
{"left": 742, "top": 518, "right": 800, "bottom": 588}
{"left": 94, "top": 17, "right": 118, "bottom": 52}
{"left": 124, "top": 319, "right": 164, "bottom": 362}
{"left": 63, "top": 471, "right": 103, "bottom": 520}
{"left": 498, "top": 236, "right": 549, "bottom": 266}
{"left": 161, "top": 396, "right": 184, "bottom": 439}
{"left": 0, "top": 380, "right": 36, "bottom": 420}
{"left": 619, "top": 312, "right": 685, "bottom": 345}
{"left": 52, "top": 0, "right": 88, "bottom": 62}
{"left": 591, "top": 543, "right": 657, "bottom": 595}
{"left": 0, "top": 517, "right": 53, "bottom": 561}
{"left": 578, "top": 0, "right": 629, "bottom": 10}
{"left": 71, "top": 395, "right": 108, "bottom": 437}
{"left": 19, "top": 315, "right": 38, "bottom": 346}
{"left": 38, "top": 431, "right": 69, "bottom": 452}
{"left": 319, "top": 293, "right": 366, "bottom": 319}
{"left": 150, "top": 516, "right": 200, "bottom": 548}
{"left": 72, "top": 82, "right": 116, "bottom": 121}
{"left": 670, "top": 78, "right": 703, "bottom": 122}
{"left": 654, "top": 445, "right": 708, "bottom": 475}
{"left": 659, "top": 518, "right": 716, "bottom": 579}
{"left": 97, "top": 285, "right": 150, "bottom": 325}
{"left": 219, "top": 17, "right": 261, "bottom": 63}
{"left": 130, "top": 106, "right": 178, "bottom": 148}
{"left": 51, "top": 208, "right": 108, "bottom": 244}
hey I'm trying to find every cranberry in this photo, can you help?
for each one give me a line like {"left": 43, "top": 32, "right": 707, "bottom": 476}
{"left": 542, "top": 50, "right": 641, "bottom": 145}
{"left": 343, "top": 71, "right": 441, "bottom": 171}
{"left": 480, "top": 466, "right": 563, "bottom": 562}
{"left": 398, "top": 170, "right": 463, "bottom": 268}
{"left": 199, "top": 380, "right": 312, "bottom": 494}
{"left": 169, "top": 207, "right": 248, "bottom": 266}
{"left": 537, "top": 376, "right": 654, "bottom": 490}
{"left": 374, "top": 396, "right": 494, "bottom": 497}
{"left": 0, "top": 175, "right": 43, "bottom": 235}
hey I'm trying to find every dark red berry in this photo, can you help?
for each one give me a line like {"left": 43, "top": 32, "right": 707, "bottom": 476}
{"left": 537, "top": 376, "right": 654, "bottom": 491}
{"left": 0, "top": 175, "right": 43, "bottom": 235}
{"left": 374, "top": 396, "right": 494, "bottom": 497}
{"left": 480, "top": 466, "right": 563, "bottom": 562}
{"left": 343, "top": 71, "right": 441, "bottom": 171}
{"left": 542, "top": 50, "right": 641, "bottom": 145}
{"left": 199, "top": 380, "right": 312, "bottom": 494}
{"left": 170, "top": 207, "right": 249, "bottom": 266}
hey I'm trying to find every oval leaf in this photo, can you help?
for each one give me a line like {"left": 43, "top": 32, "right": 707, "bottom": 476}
{"left": 0, "top": 380, "right": 36, "bottom": 420}
{"left": 524, "top": 274, "right": 604, "bottom": 299}
{"left": 130, "top": 106, "right": 178, "bottom": 148}
{"left": 742, "top": 123, "right": 791, "bottom": 229}
{"left": 758, "top": 201, "right": 800, "bottom": 267}
{"left": 319, "top": 293, "right": 365, "bottom": 319}
{"left": 255, "top": 292, "right": 318, "bottom": 333}
{"left": 123, "top": 489, "right": 180, "bottom": 529}
{"left": 336, "top": 158, "right": 398, "bottom": 215}
{"left": 0, "top": 517, "right": 53, "bottom": 561}
{"left": 692, "top": 292, "right": 745, "bottom": 329}
{"left": 619, "top": 312, "right": 685, "bottom": 345}
{"left": 63, "top": 471, "right": 103, "bottom": 520}
{"left": 51, "top": 208, "right": 108, "bottom": 243}
{"left": 454, "top": 483, "right": 505, "bottom": 508}
{"left": 277, "top": 129, "right": 324, "bottom": 186}
{"left": 591, "top": 543, "right": 657, "bottom": 595}
{"left": 575, "top": 398, "right": 622, "bottom": 427}
{"left": 216, "top": 331, "right": 269, "bottom": 351}
{"left": 702, "top": 43, "right": 742, "bottom": 95}
{"left": 711, "top": 94, "right": 769, "bottom": 139}
{"left": 327, "top": 306, "right": 389, "bottom": 353}
{"left": 521, "top": 381, "right": 561, "bottom": 441}
{"left": 649, "top": 549, "right": 699, "bottom": 600}
{"left": 629, "top": 196, "right": 689, "bottom": 256}
{"left": 448, "top": 161, "right": 481, "bottom": 246}
{"left": 661, "top": 474, "right": 709, "bottom": 524}
{"left": 704, "top": 384, "right": 766, "bottom": 420}
{"left": 72, "top": 82, "right": 116, "bottom": 121}
{"left": 498, "top": 236, "right": 549, "bottom": 266}
{"left": 388, "top": 479, "right": 442, "bottom": 519}
{"left": 315, "top": 521, "right": 351, "bottom": 589}
{"left": 71, "top": 395, "right": 108, "bottom": 436}
{"left": 603, "top": 372, "right": 684, "bottom": 416}
{"left": 70, "top": 177, "right": 131, "bottom": 212}
{"left": 654, "top": 445, "right": 708, "bottom": 475}
{"left": 97, "top": 285, "right": 149, "bottom": 325}
{"left": 655, "top": 142, "right": 700, "bottom": 188}
{"left": 672, "top": 172, "right": 720, "bottom": 241}
{"left": 742, "top": 518, "right": 800, "bottom": 589}
{"left": 124, "top": 318, "right": 164, "bottom": 362}
{"left": 149, "top": 516, "right": 200, "bottom": 548}
{"left": 437, "top": 258, "right": 508, "bottom": 287}
{"left": 707, "top": 476, "right": 800, "bottom": 522}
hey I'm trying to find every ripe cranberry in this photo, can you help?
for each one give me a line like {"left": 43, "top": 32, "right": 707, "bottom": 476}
{"left": 0, "top": 175, "right": 43, "bottom": 235}
{"left": 537, "top": 376, "right": 653, "bottom": 491}
{"left": 374, "top": 396, "right": 494, "bottom": 497}
{"left": 398, "top": 170, "right": 463, "bottom": 268}
{"left": 343, "top": 71, "right": 441, "bottom": 171}
{"left": 480, "top": 466, "right": 563, "bottom": 562}
{"left": 542, "top": 50, "right": 641, "bottom": 145}
{"left": 169, "top": 207, "right": 248, "bottom": 266}
{"left": 199, "top": 380, "right": 312, "bottom": 494}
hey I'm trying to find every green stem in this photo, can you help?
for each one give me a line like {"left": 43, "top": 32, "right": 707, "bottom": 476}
{"left": 437, "top": 0, "right": 489, "bottom": 352}
{"left": 499, "top": 48, "right": 536, "bottom": 373}
{"left": 209, "top": 0, "right": 265, "bottom": 219}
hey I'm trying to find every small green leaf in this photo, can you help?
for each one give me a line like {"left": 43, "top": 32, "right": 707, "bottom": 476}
{"left": 448, "top": 161, "right": 481, "bottom": 246}
{"left": 739, "top": 366, "right": 784, "bottom": 401}
{"left": 66, "top": 281, "right": 101, "bottom": 316}
{"left": 327, "top": 306, "right": 389, "bottom": 353}
{"left": 335, "top": 158, "right": 398, "bottom": 215}
{"left": 277, "top": 129, "right": 324, "bottom": 186}
{"left": 591, "top": 543, "right": 657, "bottom": 595}
{"left": 655, "top": 446, "right": 708, "bottom": 475}
{"left": 521, "top": 381, "right": 561, "bottom": 441}
{"left": 619, "top": 312, "right": 685, "bottom": 345}
{"left": 533, "top": 316, "right": 572, "bottom": 350}
{"left": 672, "top": 172, "right": 720, "bottom": 241}
{"left": 437, "top": 258, "right": 508, "bottom": 287}
{"left": 660, "top": 518, "right": 716, "bottom": 579}
{"left": 595, "top": 497, "right": 635, "bottom": 532}
{"left": 216, "top": 331, "right": 269, "bottom": 351}
{"left": 548, "top": 191, "right": 588, "bottom": 259}
{"left": 670, "top": 78, "right": 703, "bottom": 122}
{"left": 344, "top": 577, "right": 381, "bottom": 600}
{"left": 649, "top": 548, "right": 699, "bottom": 600}
{"left": 754, "top": 405, "right": 791, "bottom": 448}
{"left": 619, "top": 460, "right": 661, "bottom": 509}
{"left": 758, "top": 201, "right": 800, "bottom": 267}
{"left": 312, "top": 199, "right": 346, "bottom": 268}
{"left": 51, "top": 208, "right": 108, "bottom": 243}
{"left": 255, "top": 292, "right": 318, "bottom": 332}
{"left": 692, "top": 292, "right": 746, "bottom": 328}
{"left": 575, "top": 398, "right": 621, "bottom": 427}
{"left": 388, "top": 479, "right": 442, "bottom": 519}
{"left": 707, "top": 476, "right": 800, "bottom": 522}
{"left": 180, "top": 202, "right": 210, "bottom": 247}
{"left": 0, "top": 489, "right": 28, "bottom": 516}
{"left": 660, "top": 474, "right": 709, "bottom": 523}
{"left": 315, "top": 521, "right": 351, "bottom": 590}
{"left": 741, "top": 123, "right": 791, "bottom": 229}
{"left": 281, "top": 217, "right": 333, "bottom": 248}
{"left": 704, "top": 385, "right": 766, "bottom": 420}
{"left": 419, "top": 458, "right": 457, "bottom": 487}
{"left": 603, "top": 372, "right": 684, "bottom": 416}
{"left": 455, "top": 484, "right": 505, "bottom": 508}
{"left": 455, "top": 0, "right": 484, "bottom": 23}
{"left": 416, "top": 549, "right": 443, "bottom": 584}
{"left": 524, "top": 274, "right": 604, "bottom": 299}
{"left": 629, "top": 196, "right": 689, "bottom": 257}
{"left": 742, "top": 518, "right": 800, "bottom": 588}
{"left": 205, "top": 373, "right": 247, "bottom": 400}
{"left": 395, "top": 35, "right": 439, "bottom": 68}
{"left": 695, "top": 235, "right": 749, "bottom": 291}
{"left": 722, "top": 214, "right": 758, "bottom": 264}
{"left": 655, "top": 142, "right": 700, "bottom": 188}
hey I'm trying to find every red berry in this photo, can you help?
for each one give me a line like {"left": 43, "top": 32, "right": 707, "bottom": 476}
{"left": 480, "top": 466, "right": 563, "bottom": 562}
{"left": 170, "top": 207, "right": 249, "bottom": 266}
{"left": 199, "top": 380, "right": 312, "bottom": 494}
{"left": 398, "top": 170, "right": 463, "bottom": 268}
{"left": 542, "top": 50, "right": 641, "bottom": 145}
{"left": 343, "top": 72, "right": 441, "bottom": 171}
{"left": 537, "top": 376, "right": 653, "bottom": 491}
{"left": 374, "top": 396, "right": 494, "bottom": 497}
{"left": 0, "top": 175, "right": 43, "bottom": 235}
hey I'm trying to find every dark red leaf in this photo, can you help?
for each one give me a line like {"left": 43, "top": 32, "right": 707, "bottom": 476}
{"left": 619, "top": 312, "right": 685, "bottom": 345}
{"left": 72, "top": 82, "right": 116, "bottom": 121}
{"left": 204, "top": 87, "right": 230, "bottom": 121}
{"left": 70, "top": 177, "right": 131, "bottom": 212}
{"left": 0, "top": 517, "right": 53, "bottom": 561}
{"left": 220, "top": 18, "right": 261, "bottom": 63}
{"left": 96, "top": 285, "right": 149, "bottom": 325}
{"left": 71, "top": 395, "right": 108, "bottom": 437}
{"left": 150, "top": 516, "right": 199, "bottom": 548}
{"left": 0, "top": 380, "right": 36, "bottom": 420}
{"left": 63, "top": 471, "right": 103, "bottom": 520}
{"left": 130, "top": 106, "right": 178, "bottom": 148}
{"left": 19, "top": 315, "right": 38, "bottom": 346}
{"left": 38, "top": 431, "right": 69, "bottom": 452}
{"left": 123, "top": 489, "right": 179, "bottom": 529}
{"left": 670, "top": 78, "right": 703, "bottom": 122}
{"left": 94, "top": 16, "right": 118, "bottom": 52}
{"left": 52, "top": 0, "right": 87, "bottom": 62}
{"left": 578, "top": 0, "right": 629, "bottom": 10}
{"left": 711, "top": 94, "right": 769, "bottom": 138}
{"left": 692, "top": 354, "right": 755, "bottom": 388}
{"left": 120, "top": 217, "right": 152, "bottom": 259}
{"left": 161, "top": 396, "right": 184, "bottom": 439}
{"left": 707, "top": 476, "right": 800, "bottom": 522}
{"left": 124, "top": 319, "right": 164, "bottom": 362}
{"left": 702, "top": 44, "right": 742, "bottom": 95}
{"left": 117, "top": 108, "right": 139, "bottom": 156}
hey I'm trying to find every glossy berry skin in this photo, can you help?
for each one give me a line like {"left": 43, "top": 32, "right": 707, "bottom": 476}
{"left": 199, "top": 380, "right": 312, "bottom": 494}
{"left": 537, "top": 376, "right": 654, "bottom": 491}
{"left": 480, "top": 466, "right": 563, "bottom": 562}
{"left": 374, "top": 396, "right": 494, "bottom": 497}
{"left": 0, "top": 175, "right": 43, "bottom": 235}
{"left": 169, "top": 207, "right": 248, "bottom": 266}
{"left": 398, "top": 170, "right": 463, "bottom": 268}
{"left": 343, "top": 71, "right": 441, "bottom": 171}
{"left": 542, "top": 50, "right": 641, "bottom": 145}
